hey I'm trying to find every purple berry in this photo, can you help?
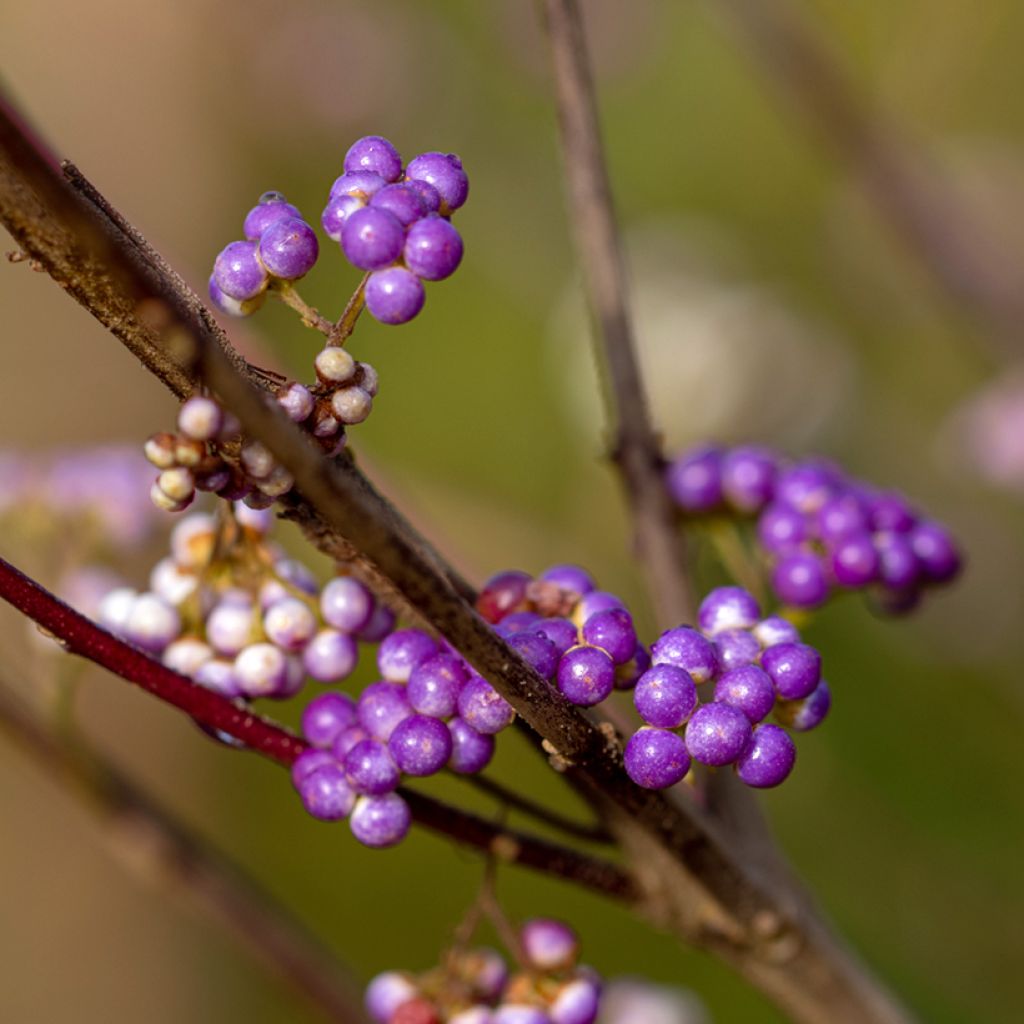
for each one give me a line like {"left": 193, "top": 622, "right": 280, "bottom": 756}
{"left": 665, "top": 445, "right": 722, "bottom": 512}
{"left": 721, "top": 445, "right": 777, "bottom": 511}
{"left": 349, "top": 793, "right": 411, "bottom": 848}
{"left": 550, "top": 976, "right": 601, "bottom": 1024}
{"left": 535, "top": 617, "right": 580, "bottom": 658}
{"left": 574, "top": 590, "right": 625, "bottom": 623}
{"left": 757, "top": 502, "right": 810, "bottom": 555}
{"left": 194, "top": 658, "right": 242, "bottom": 698}
{"left": 405, "top": 151, "right": 469, "bottom": 215}
{"left": 234, "top": 642, "right": 289, "bottom": 697}
{"left": 403, "top": 214, "right": 464, "bottom": 281}
{"left": 370, "top": 182, "right": 428, "bottom": 227}
{"left": 320, "top": 576, "right": 375, "bottom": 634}
{"left": 344, "top": 738, "right": 400, "bottom": 795}
{"left": 698, "top": 587, "right": 761, "bottom": 636}
{"left": 340, "top": 206, "right": 405, "bottom": 271}
{"left": 714, "top": 664, "right": 776, "bottom": 723}
{"left": 817, "top": 493, "right": 869, "bottom": 542}
{"left": 213, "top": 240, "right": 268, "bottom": 301}
{"left": 321, "top": 192, "right": 366, "bottom": 242}
{"left": 303, "top": 628, "right": 359, "bottom": 683}
{"left": 208, "top": 274, "right": 263, "bottom": 317}
{"left": 556, "top": 645, "right": 616, "bottom": 707}
{"left": 752, "top": 615, "right": 801, "bottom": 648}
{"left": 714, "top": 628, "right": 761, "bottom": 670}
{"left": 540, "top": 564, "right": 596, "bottom": 595}
{"left": 776, "top": 679, "right": 832, "bottom": 731}
{"left": 772, "top": 551, "right": 829, "bottom": 608}
{"left": 365, "top": 266, "right": 426, "bottom": 325}
{"left": 581, "top": 607, "right": 637, "bottom": 665}
{"left": 332, "top": 724, "right": 369, "bottom": 760}
{"left": 761, "top": 641, "right": 821, "bottom": 700}
{"left": 291, "top": 748, "right": 336, "bottom": 788}
{"left": 330, "top": 170, "right": 386, "bottom": 200}
{"left": 496, "top": 610, "right": 544, "bottom": 636}
{"left": 388, "top": 714, "right": 454, "bottom": 776}
{"left": 633, "top": 665, "right": 697, "bottom": 728}
{"left": 243, "top": 191, "right": 303, "bottom": 241}
{"left": 684, "top": 702, "right": 752, "bottom": 766}
{"left": 735, "top": 724, "right": 796, "bottom": 788}
{"left": 378, "top": 629, "right": 438, "bottom": 683}
{"left": 365, "top": 972, "right": 418, "bottom": 1024}
{"left": 407, "top": 652, "right": 467, "bottom": 718}
{"left": 357, "top": 602, "right": 396, "bottom": 642}
{"left": 520, "top": 918, "right": 579, "bottom": 972}
{"left": 910, "top": 521, "right": 961, "bottom": 583}
{"left": 507, "top": 632, "right": 560, "bottom": 680}
{"left": 650, "top": 627, "right": 720, "bottom": 684}
{"left": 476, "top": 569, "right": 531, "bottom": 624}
{"left": 624, "top": 727, "right": 691, "bottom": 789}
{"left": 447, "top": 717, "right": 495, "bottom": 774}
{"left": 302, "top": 691, "right": 358, "bottom": 748}
{"left": 404, "top": 178, "right": 441, "bottom": 213}
{"left": 875, "top": 532, "right": 920, "bottom": 591}
{"left": 775, "top": 463, "right": 838, "bottom": 514}
{"left": 458, "top": 675, "right": 516, "bottom": 734}
{"left": 298, "top": 761, "right": 356, "bottom": 821}
{"left": 615, "top": 641, "right": 651, "bottom": 690}
{"left": 344, "top": 135, "right": 403, "bottom": 183}
{"left": 358, "top": 681, "right": 413, "bottom": 740}
{"left": 258, "top": 217, "right": 319, "bottom": 280}
{"left": 263, "top": 597, "right": 317, "bottom": 651}
{"left": 830, "top": 532, "right": 880, "bottom": 588}
{"left": 868, "top": 491, "right": 916, "bottom": 533}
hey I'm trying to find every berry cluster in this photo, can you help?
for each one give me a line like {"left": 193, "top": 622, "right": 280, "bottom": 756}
{"left": 327, "top": 135, "right": 467, "bottom": 325}
{"left": 210, "top": 191, "right": 319, "bottom": 317}
{"left": 475, "top": 566, "right": 649, "bottom": 707}
{"left": 666, "top": 444, "right": 962, "bottom": 613}
{"left": 366, "top": 918, "right": 600, "bottom": 1024}
{"left": 624, "top": 586, "right": 828, "bottom": 791}
{"left": 96, "top": 507, "right": 391, "bottom": 702}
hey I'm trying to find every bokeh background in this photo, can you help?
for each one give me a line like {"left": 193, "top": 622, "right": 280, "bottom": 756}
{"left": 2, "top": 1, "right": 1023, "bottom": 1021}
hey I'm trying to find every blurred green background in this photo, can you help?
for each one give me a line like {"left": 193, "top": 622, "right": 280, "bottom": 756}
{"left": 2, "top": 1, "right": 1023, "bottom": 1022}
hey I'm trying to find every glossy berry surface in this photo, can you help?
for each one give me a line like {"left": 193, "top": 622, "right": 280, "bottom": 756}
{"left": 403, "top": 215, "right": 464, "bottom": 280}
{"left": 405, "top": 151, "right": 469, "bottom": 214}
{"left": 735, "top": 723, "right": 796, "bottom": 788}
{"left": 365, "top": 267, "right": 426, "bottom": 325}
{"left": 684, "top": 701, "right": 752, "bottom": 766}
{"left": 258, "top": 217, "right": 319, "bottom": 280}
{"left": 340, "top": 206, "right": 405, "bottom": 271}
{"left": 624, "top": 727, "right": 691, "bottom": 789}
{"left": 344, "top": 135, "right": 403, "bottom": 183}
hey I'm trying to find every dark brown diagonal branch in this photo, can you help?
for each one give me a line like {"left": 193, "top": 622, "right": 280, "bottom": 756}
{"left": 540, "top": 0, "right": 695, "bottom": 628}
{"left": 0, "top": 679, "right": 369, "bottom": 1024}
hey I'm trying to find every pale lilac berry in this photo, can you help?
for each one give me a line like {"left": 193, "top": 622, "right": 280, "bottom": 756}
{"left": 321, "top": 193, "right": 366, "bottom": 242}
{"left": 378, "top": 629, "right": 438, "bottom": 683}
{"left": 736, "top": 724, "right": 796, "bottom": 788}
{"left": 303, "top": 629, "right": 358, "bottom": 683}
{"left": 550, "top": 976, "right": 601, "bottom": 1024}
{"left": 277, "top": 382, "right": 315, "bottom": 422}
{"left": 124, "top": 593, "right": 181, "bottom": 654}
{"left": 403, "top": 215, "right": 463, "bottom": 280}
{"left": 331, "top": 386, "right": 373, "bottom": 425}
{"left": 234, "top": 642, "right": 289, "bottom": 697}
{"left": 194, "top": 658, "right": 242, "bottom": 698}
{"left": 263, "top": 597, "right": 317, "bottom": 651}
{"left": 290, "top": 748, "right": 336, "bottom": 788}
{"left": 540, "top": 564, "right": 596, "bottom": 595}
{"left": 177, "top": 396, "right": 223, "bottom": 442}
{"left": 314, "top": 346, "right": 356, "bottom": 384}
{"left": 208, "top": 274, "right": 263, "bottom": 317}
{"left": 365, "top": 972, "right": 419, "bottom": 1023}
{"left": 349, "top": 793, "right": 411, "bottom": 848}
{"left": 162, "top": 637, "right": 213, "bottom": 676}
{"left": 320, "top": 576, "right": 375, "bottom": 634}
{"left": 365, "top": 266, "right": 425, "bottom": 324}
{"left": 520, "top": 918, "right": 579, "bottom": 972}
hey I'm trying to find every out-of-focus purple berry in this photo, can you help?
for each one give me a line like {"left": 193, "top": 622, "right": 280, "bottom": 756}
{"left": 714, "top": 628, "right": 760, "bottom": 671}
{"left": 298, "top": 761, "right": 356, "bottom": 820}
{"left": 162, "top": 637, "right": 212, "bottom": 676}
{"left": 357, "top": 602, "right": 397, "bottom": 642}
{"left": 540, "top": 564, "right": 596, "bottom": 596}
{"left": 868, "top": 491, "right": 916, "bottom": 533}
{"left": 493, "top": 1007, "right": 550, "bottom": 1024}
{"left": 550, "top": 976, "right": 601, "bottom": 1024}
{"left": 302, "top": 692, "right": 358, "bottom": 748}
{"left": 263, "top": 597, "right": 317, "bottom": 652}
{"left": 303, "top": 629, "right": 358, "bottom": 683}
{"left": 752, "top": 615, "right": 800, "bottom": 649}
{"left": 378, "top": 629, "right": 438, "bottom": 683}
{"left": 771, "top": 551, "right": 829, "bottom": 608}
{"left": 370, "top": 182, "right": 428, "bottom": 227}
{"left": 557, "top": 645, "right": 616, "bottom": 707}
{"left": 816, "top": 493, "right": 869, "bottom": 542}
{"left": 290, "top": 748, "right": 335, "bottom": 789}
{"left": 194, "top": 658, "right": 242, "bottom": 698}
{"left": 448, "top": 717, "right": 495, "bottom": 774}
{"left": 208, "top": 274, "right": 264, "bottom": 317}
{"left": 124, "top": 593, "right": 181, "bottom": 654}
{"left": 633, "top": 665, "right": 697, "bottom": 729}
{"left": 521, "top": 918, "right": 580, "bottom": 972}
{"left": 714, "top": 664, "right": 776, "bottom": 723}
{"left": 234, "top": 642, "right": 289, "bottom": 697}
{"left": 344, "top": 135, "right": 403, "bottom": 182}
{"left": 358, "top": 681, "right": 413, "bottom": 741}
{"left": 775, "top": 462, "right": 838, "bottom": 514}
{"left": 875, "top": 531, "right": 920, "bottom": 591}
{"left": 206, "top": 599, "right": 255, "bottom": 657}
{"left": 330, "top": 170, "right": 387, "bottom": 200}
{"left": 684, "top": 702, "right": 752, "bottom": 767}
{"left": 508, "top": 632, "right": 560, "bottom": 680}
{"left": 344, "top": 738, "right": 400, "bottom": 795}
{"left": 321, "top": 192, "right": 365, "bottom": 242}
{"left": 243, "top": 191, "right": 303, "bottom": 241}
{"left": 776, "top": 679, "right": 831, "bottom": 731}
{"left": 258, "top": 217, "right": 319, "bottom": 280}
{"left": 458, "top": 675, "right": 516, "bottom": 734}
{"left": 650, "top": 627, "right": 719, "bottom": 684}
{"left": 665, "top": 446, "right": 722, "bottom": 512}
{"left": 735, "top": 724, "right": 796, "bottom": 788}
{"left": 365, "top": 971, "right": 418, "bottom": 1024}
{"left": 405, "top": 151, "right": 469, "bottom": 215}
{"left": 275, "top": 382, "right": 315, "bottom": 423}
{"left": 332, "top": 724, "right": 369, "bottom": 761}
{"left": 213, "top": 240, "right": 268, "bottom": 300}
{"left": 757, "top": 502, "right": 809, "bottom": 554}
{"left": 349, "top": 793, "right": 411, "bottom": 848}
{"left": 365, "top": 266, "right": 426, "bottom": 325}
{"left": 830, "top": 532, "right": 879, "bottom": 587}
{"left": 340, "top": 206, "right": 404, "bottom": 271}
{"left": 761, "top": 641, "right": 821, "bottom": 700}
{"left": 721, "top": 446, "right": 777, "bottom": 511}
{"left": 581, "top": 608, "right": 637, "bottom": 665}
{"left": 404, "top": 214, "right": 463, "bottom": 281}
{"left": 624, "top": 726, "right": 691, "bottom": 789}
{"left": 388, "top": 714, "right": 453, "bottom": 776}
{"left": 910, "top": 521, "right": 962, "bottom": 583}
{"left": 177, "top": 396, "right": 223, "bottom": 442}
{"left": 318, "top": 576, "right": 373, "bottom": 634}
{"left": 496, "top": 610, "right": 544, "bottom": 636}
{"left": 696, "top": 589, "right": 761, "bottom": 634}
{"left": 574, "top": 590, "right": 625, "bottom": 625}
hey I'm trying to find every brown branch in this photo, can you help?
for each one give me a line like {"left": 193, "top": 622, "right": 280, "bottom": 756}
{"left": 0, "top": 90, "right": 913, "bottom": 1023}
{"left": 0, "top": 679, "right": 369, "bottom": 1024}
{"left": 0, "top": 553, "right": 634, "bottom": 900}
{"left": 710, "top": 0, "right": 1024, "bottom": 353}
{"left": 541, "top": 0, "right": 695, "bottom": 627}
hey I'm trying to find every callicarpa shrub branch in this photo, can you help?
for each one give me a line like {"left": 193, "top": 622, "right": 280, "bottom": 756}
{"left": 0, "top": 74, "right": 913, "bottom": 1024}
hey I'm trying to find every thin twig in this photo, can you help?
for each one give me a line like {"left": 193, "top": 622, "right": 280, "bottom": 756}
{"left": 0, "top": 678, "right": 369, "bottom": 1024}
{"left": 327, "top": 274, "right": 368, "bottom": 347}
{"left": 272, "top": 281, "right": 334, "bottom": 336}
{"left": 0, "top": 553, "right": 634, "bottom": 900}
{"left": 541, "top": 0, "right": 695, "bottom": 628}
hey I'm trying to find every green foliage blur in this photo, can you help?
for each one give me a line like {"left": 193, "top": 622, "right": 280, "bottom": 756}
{"left": 1, "top": 2, "right": 1023, "bottom": 1022}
